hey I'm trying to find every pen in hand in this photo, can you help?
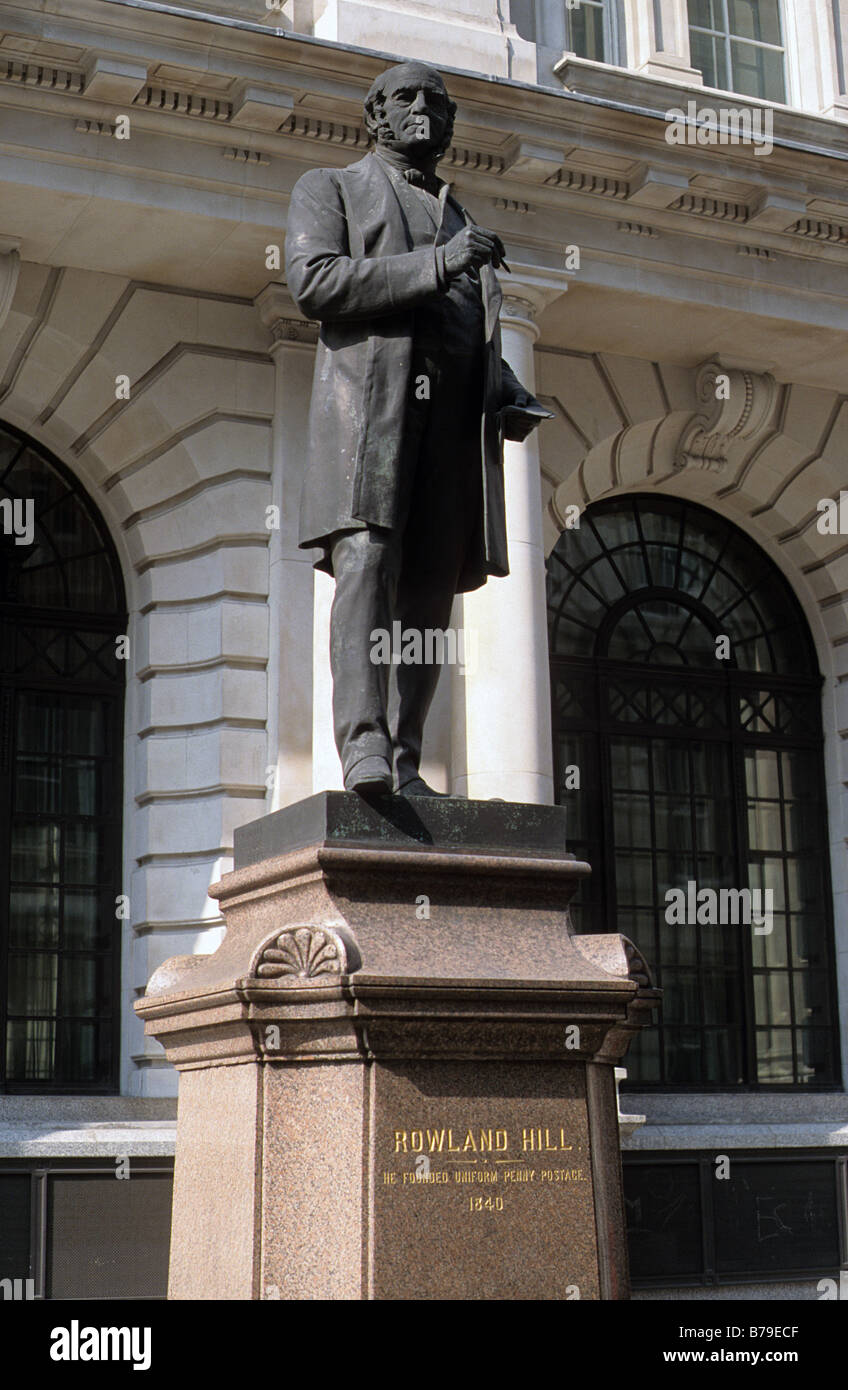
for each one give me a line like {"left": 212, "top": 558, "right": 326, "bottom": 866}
{"left": 492, "top": 235, "right": 511, "bottom": 273}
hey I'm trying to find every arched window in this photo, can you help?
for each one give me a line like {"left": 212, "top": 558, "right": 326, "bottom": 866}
{"left": 0, "top": 424, "right": 126, "bottom": 1091}
{"left": 548, "top": 494, "right": 839, "bottom": 1089}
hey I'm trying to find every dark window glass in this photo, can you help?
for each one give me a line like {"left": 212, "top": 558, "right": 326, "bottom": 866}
{"left": 623, "top": 1160, "right": 703, "bottom": 1280}
{"left": 567, "top": 0, "right": 607, "bottom": 61}
{"left": 714, "top": 1160, "right": 840, "bottom": 1274}
{"left": 0, "top": 424, "right": 126, "bottom": 1092}
{"left": 727, "top": 0, "right": 782, "bottom": 46}
{"left": 0, "top": 1175, "right": 31, "bottom": 1280}
{"left": 687, "top": 0, "right": 786, "bottom": 101}
{"left": 625, "top": 1154, "right": 845, "bottom": 1285}
{"left": 548, "top": 496, "right": 839, "bottom": 1089}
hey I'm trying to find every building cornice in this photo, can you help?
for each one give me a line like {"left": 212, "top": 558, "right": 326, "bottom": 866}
{"left": 2, "top": 0, "right": 848, "bottom": 314}
{"left": 0, "top": 0, "right": 847, "bottom": 175}
{"left": 554, "top": 55, "right": 848, "bottom": 164}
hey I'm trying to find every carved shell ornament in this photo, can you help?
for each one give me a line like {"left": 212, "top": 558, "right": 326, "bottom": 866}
{"left": 252, "top": 925, "right": 348, "bottom": 981}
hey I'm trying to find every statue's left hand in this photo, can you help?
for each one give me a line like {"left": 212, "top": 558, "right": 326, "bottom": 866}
{"left": 500, "top": 406, "right": 542, "bottom": 442}
{"left": 499, "top": 393, "right": 555, "bottom": 443}
{"left": 498, "top": 360, "right": 554, "bottom": 440}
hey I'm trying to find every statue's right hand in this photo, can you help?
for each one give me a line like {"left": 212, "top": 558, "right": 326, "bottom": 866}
{"left": 443, "top": 226, "right": 507, "bottom": 276}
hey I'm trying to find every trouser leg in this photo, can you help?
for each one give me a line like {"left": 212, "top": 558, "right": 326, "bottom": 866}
{"left": 392, "top": 581, "right": 456, "bottom": 788}
{"left": 329, "top": 528, "right": 399, "bottom": 782}
{"left": 391, "top": 351, "right": 484, "bottom": 788}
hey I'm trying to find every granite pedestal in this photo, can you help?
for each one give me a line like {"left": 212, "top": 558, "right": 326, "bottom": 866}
{"left": 136, "top": 793, "right": 657, "bottom": 1300}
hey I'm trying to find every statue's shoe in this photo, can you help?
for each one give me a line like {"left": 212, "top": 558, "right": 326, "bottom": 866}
{"left": 345, "top": 756, "right": 393, "bottom": 794}
{"left": 396, "top": 776, "right": 450, "bottom": 798}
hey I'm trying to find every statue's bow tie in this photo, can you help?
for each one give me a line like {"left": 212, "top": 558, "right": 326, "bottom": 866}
{"left": 403, "top": 167, "right": 441, "bottom": 196}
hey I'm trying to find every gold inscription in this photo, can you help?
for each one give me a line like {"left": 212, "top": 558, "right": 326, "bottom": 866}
{"left": 521, "top": 1128, "right": 573, "bottom": 1152}
{"left": 383, "top": 1121, "right": 590, "bottom": 1206}
{"left": 393, "top": 1128, "right": 509, "bottom": 1154}
{"left": 468, "top": 1196, "right": 504, "bottom": 1213}
{"left": 392, "top": 1125, "right": 575, "bottom": 1154}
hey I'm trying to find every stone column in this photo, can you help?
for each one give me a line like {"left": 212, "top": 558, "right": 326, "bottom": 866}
{"left": 312, "top": 568, "right": 342, "bottom": 792}
{"left": 255, "top": 285, "right": 317, "bottom": 811}
{"left": 454, "top": 277, "right": 564, "bottom": 804}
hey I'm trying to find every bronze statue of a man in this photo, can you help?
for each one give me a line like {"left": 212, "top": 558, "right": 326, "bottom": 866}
{"left": 285, "top": 61, "right": 549, "bottom": 796}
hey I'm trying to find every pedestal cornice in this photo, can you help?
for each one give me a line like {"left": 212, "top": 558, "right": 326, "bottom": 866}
{"left": 135, "top": 794, "right": 658, "bottom": 1068}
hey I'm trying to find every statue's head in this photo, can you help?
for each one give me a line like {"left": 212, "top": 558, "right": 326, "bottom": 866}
{"left": 363, "top": 62, "right": 456, "bottom": 160}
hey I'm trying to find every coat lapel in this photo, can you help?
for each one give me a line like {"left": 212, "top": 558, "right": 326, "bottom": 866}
{"left": 340, "top": 153, "right": 502, "bottom": 340}
{"left": 340, "top": 153, "right": 411, "bottom": 255}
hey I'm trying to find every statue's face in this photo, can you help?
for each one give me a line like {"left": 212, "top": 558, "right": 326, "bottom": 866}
{"left": 373, "top": 65, "right": 452, "bottom": 157}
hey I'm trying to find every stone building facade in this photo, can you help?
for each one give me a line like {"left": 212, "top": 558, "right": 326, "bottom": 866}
{"left": 0, "top": 0, "right": 846, "bottom": 1298}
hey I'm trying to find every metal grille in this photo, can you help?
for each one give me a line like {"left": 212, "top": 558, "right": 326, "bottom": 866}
{"left": 47, "top": 1173, "right": 172, "bottom": 1299}
{"left": 0, "top": 423, "right": 126, "bottom": 1092}
{"left": 624, "top": 1153, "right": 845, "bottom": 1286}
{"left": 548, "top": 495, "right": 839, "bottom": 1089}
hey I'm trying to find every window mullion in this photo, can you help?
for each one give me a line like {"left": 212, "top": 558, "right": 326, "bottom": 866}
{"left": 606, "top": 0, "right": 622, "bottom": 66}
{"left": 733, "top": 685, "right": 761, "bottom": 1087}
{"left": 599, "top": 679, "right": 617, "bottom": 938}
{"left": 33, "top": 1167, "right": 47, "bottom": 1298}
{"left": 687, "top": 736, "right": 706, "bottom": 1077}
{"left": 700, "top": 1154, "right": 717, "bottom": 1284}
{"left": 721, "top": 0, "right": 733, "bottom": 90}
{"left": 777, "top": 748, "right": 800, "bottom": 1085}
{"left": 647, "top": 731, "right": 662, "bottom": 1081}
